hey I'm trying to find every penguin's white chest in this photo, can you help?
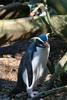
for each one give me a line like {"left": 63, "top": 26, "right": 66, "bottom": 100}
{"left": 32, "top": 46, "right": 50, "bottom": 81}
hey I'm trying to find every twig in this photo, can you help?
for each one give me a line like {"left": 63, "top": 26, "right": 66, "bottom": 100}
{"left": 30, "top": 3, "right": 44, "bottom": 16}
{"left": 28, "top": 85, "right": 67, "bottom": 100}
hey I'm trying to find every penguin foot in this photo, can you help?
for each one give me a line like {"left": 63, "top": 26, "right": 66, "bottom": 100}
{"left": 29, "top": 91, "right": 44, "bottom": 100}
{"left": 30, "top": 91, "right": 39, "bottom": 98}
{"left": 40, "top": 98, "right": 44, "bottom": 100}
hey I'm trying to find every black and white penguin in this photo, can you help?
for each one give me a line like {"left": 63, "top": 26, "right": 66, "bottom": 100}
{"left": 10, "top": 33, "right": 50, "bottom": 98}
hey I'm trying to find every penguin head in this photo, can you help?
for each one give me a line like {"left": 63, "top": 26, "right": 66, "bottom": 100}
{"left": 32, "top": 33, "right": 49, "bottom": 48}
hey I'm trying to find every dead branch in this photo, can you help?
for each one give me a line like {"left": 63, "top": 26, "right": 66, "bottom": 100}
{"left": 0, "top": 15, "right": 66, "bottom": 43}
{"left": 0, "top": 2, "right": 25, "bottom": 10}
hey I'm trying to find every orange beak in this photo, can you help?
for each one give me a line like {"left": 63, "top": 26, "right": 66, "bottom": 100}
{"left": 43, "top": 41, "right": 49, "bottom": 47}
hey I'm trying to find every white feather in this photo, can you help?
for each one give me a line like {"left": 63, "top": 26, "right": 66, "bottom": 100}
{"left": 22, "top": 69, "right": 29, "bottom": 87}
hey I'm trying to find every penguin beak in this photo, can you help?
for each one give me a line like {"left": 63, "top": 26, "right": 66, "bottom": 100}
{"left": 43, "top": 33, "right": 50, "bottom": 47}
{"left": 43, "top": 41, "right": 49, "bottom": 47}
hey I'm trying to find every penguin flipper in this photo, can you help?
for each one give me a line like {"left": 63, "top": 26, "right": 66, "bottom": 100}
{"left": 23, "top": 52, "right": 33, "bottom": 87}
{"left": 8, "top": 51, "right": 33, "bottom": 97}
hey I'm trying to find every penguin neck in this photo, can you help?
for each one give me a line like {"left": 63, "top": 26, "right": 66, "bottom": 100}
{"left": 35, "top": 45, "right": 50, "bottom": 57}
{"left": 36, "top": 46, "right": 46, "bottom": 52}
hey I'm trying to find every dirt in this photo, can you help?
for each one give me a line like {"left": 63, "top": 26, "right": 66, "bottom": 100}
{"left": 0, "top": 34, "right": 67, "bottom": 100}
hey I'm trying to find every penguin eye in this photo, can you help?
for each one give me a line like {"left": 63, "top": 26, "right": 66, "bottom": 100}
{"left": 36, "top": 39, "right": 43, "bottom": 44}
{"left": 36, "top": 39, "right": 44, "bottom": 47}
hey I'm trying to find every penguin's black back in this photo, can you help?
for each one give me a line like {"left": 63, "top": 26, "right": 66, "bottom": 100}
{"left": 17, "top": 42, "right": 37, "bottom": 89}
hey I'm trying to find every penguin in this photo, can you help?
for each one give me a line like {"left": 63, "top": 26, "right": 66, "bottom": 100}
{"left": 10, "top": 33, "right": 50, "bottom": 98}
